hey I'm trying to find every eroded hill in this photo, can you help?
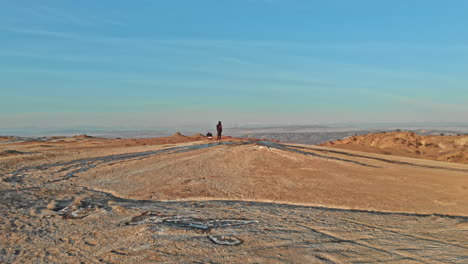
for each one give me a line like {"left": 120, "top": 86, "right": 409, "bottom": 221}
{"left": 321, "top": 131, "right": 468, "bottom": 164}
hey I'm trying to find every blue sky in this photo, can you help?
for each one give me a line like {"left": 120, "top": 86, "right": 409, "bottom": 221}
{"left": 1, "top": 0, "right": 467, "bottom": 129}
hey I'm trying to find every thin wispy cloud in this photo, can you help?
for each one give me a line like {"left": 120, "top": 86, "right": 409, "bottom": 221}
{"left": 3, "top": 27, "right": 466, "bottom": 90}
{"left": 4, "top": 28, "right": 79, "bottom": 39}
{"left": 362, "top": 91, "right": 468, "bottom": 113}
{"left": 2, "top": 27, "right": 129, "bottom": 44}
{"left": 0, "top": 51, "right": 117, "bottom": 63}
{"left": 4, "top": 25, "right": 468, "bottom": 57}
{"left": 387, "top": 94, "right": 468, "bottom": 112}
{"left": 17, "top": 5, "right": 126, "bottom": 27}
{"left": 218, "top": 57, "right": 251, "bottom": 65}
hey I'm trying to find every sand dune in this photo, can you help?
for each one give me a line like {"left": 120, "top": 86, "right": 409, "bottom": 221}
{"left": 1, "top": 134, "right": 467, "bottom": 263}
{"left": 321, "top": 131, "right": 468, "bottom": 164}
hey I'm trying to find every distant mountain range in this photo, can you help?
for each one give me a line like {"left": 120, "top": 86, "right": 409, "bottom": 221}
{"left": 237, "top": 128, "right": 467, "bottom": 145}
{"left": 2, "top": 124, "right": 467, "bottom": 142}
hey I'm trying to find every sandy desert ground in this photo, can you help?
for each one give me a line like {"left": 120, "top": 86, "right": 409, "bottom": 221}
{"left": 1, "top": 134, "right": 467, "bottom": 263}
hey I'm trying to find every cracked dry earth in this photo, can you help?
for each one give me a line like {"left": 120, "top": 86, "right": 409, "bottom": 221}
{"left": 0, "top": 137, "right": 467, "bottom": 263}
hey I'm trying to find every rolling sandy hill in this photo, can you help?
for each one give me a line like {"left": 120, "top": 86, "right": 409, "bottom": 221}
{"left": 1, "top": 134, "right": 467, "bottom": 263}
{"left": 321, "top": 131, "right": 468, "bottom": 164}
{"left": 0, "top": 136, "right": 15, "bottom": 143}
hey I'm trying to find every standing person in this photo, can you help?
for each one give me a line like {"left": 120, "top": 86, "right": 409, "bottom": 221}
{"left": 216, "top": 121, "right": 223, "bottom": 142}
